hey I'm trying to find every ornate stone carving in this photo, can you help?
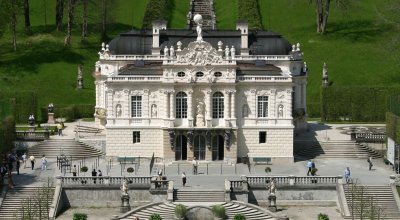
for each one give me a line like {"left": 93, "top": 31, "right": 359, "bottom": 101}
{"left": 224, "top": 129, "right": 231, "bottom": 148}
{"left": 187, "top": 130, "right": 194, "bottom": 148}
{"left": 151, "top": 104, "right": 157, "bottom": 118}
{"left": 168, "top": 130, "right": 175, "bottom": 148}
{"left": 176, "top": 41, "right": 223, "bottom": 66}
{"left": 206, "top": 130, "right": 211, "bottom": 149}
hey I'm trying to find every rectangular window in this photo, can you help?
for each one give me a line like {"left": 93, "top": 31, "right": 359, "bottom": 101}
{"left": 259, "top": 131, "right": 266, "bottom": 143}
{"left": 131, "top": 96, "right": 142, "bottom": 117}
{"left": 257, "top": 96, "right": 268, "bottom": 117}
{"left": 133, "top": 131, "right": 140, "bottom": 143}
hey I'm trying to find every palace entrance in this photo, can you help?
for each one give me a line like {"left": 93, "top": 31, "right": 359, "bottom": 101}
{"left": 175, "top": 135, "right": 187, "bottom": 160}
{"left": 193, "top": 135, "right": 206, "bottom": 160}
{"left": 212, "top": 135, "right": 224, "bottom": 160}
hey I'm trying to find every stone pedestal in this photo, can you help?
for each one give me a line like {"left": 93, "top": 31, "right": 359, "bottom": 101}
{"left": 120, "top": 194, "right": 131, "bottom": 213}
{"left": 47, "top": 113, "right": 55, "bottom": 124}
{"left": 196, "top": 114, "right": 204, "bottom": 127}
{"left": 267, "top": 194, "right": 277, "bottom": 212}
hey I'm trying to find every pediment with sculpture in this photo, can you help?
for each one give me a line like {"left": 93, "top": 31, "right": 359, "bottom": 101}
{"left": 176, "top": 41, "right": 223, "bottom": 66}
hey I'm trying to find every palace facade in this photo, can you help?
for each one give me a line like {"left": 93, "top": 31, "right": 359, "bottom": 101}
{"left": 94, "top": 18, "right": 307, "bottom": 164}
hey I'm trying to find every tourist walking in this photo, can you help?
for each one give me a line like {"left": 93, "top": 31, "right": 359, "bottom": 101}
{"left": 41, "top": 155, "right": 47, "bottom": 171}
{"left": 182, "top": 172, "right": 186, "bottom": 187}
{"left": 16, "top": 158, "right": 20, "bottom": 175}
{"left": 22, "top": 153, "right": 27, "bottom": 168}
{"left": 311, "top": 160, "right": 316, "bottom": 170}
{"left": 98, "top": 170, "right": 103, "bottom": 183}
{"left": 344, "top": 167, "right": 351, "bottom": 184}
{"left": 307, "top": 160, "right": 312, "bottom": 176}
{"left": 57, "top": 123, "right": 63, "bottom": 136}
{"left": 29, "top": 155, "right": 35, "bottom": 170}
{"left": 0, "top": 162, "right": 7, "bottom": 183}
{"left": 192, "top": 157, "right": 198, "bottom": 175}
{"left": 367, "top": 157, "right": 373, "bottom": 171}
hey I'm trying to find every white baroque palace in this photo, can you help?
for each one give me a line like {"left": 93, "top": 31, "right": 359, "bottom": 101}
{"left": 94, "top": 17, "right": 308, "bottom": 164}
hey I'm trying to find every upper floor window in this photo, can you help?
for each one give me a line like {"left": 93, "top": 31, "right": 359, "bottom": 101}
{"left": 214, "top": 72, "right": 222, "bottom": 77}
{"left": 131, "top": 96, "right": 142, "bottom": 117}
{"left": 212, "top": 92, "right": 224, "bottom": 118}
{"left": 196, "top": 72, "right": 204, "bottom": 77}
{"left": 177, "top": 72, "right": 185, "bottom": 77}
{"left": 176, "top": 92, "right": 188, "bottom": 118}
{"left": 257, "top": 96, "right": 268, "bottom": 117}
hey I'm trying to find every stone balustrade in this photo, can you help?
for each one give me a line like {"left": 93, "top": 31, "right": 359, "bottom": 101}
{"left": 244, "top": 175, "right": 341, "bottom": 189}
{"left": 60, "top": 176, "right": 152, "bottom": 187}
{"left": 15, "top": 130, "right": 50, "bottom": 140}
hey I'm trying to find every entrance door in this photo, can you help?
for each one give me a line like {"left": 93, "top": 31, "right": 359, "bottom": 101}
{"left": 193, "top": 135, "right": 206, "bottom": 160}
{"left": 175, "top": 135, "right": 187, "bottom": 160}
{"left": 212, "top": 135, "right": 224, "bottom": 160}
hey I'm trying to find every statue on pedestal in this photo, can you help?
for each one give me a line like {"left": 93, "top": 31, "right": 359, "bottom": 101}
{"left": 196, "top": 101, "right": 205, "bottom": 127}
{"left": 47, "top": 103, "right": 55, "bottom": 124}
{"left": 77, "top": 65, "right": 83, "bottom": 89}
{"left": 28, "top": 114, "right": 35, "bottom": 126}
{"left": 47, "top": 103, "right": 54, "bottom": 113}
{"left": 120, "top": 178, "right": 131, "bottom": 213}
{"left": 194, "top": 14, "right": 203, "bottom": 42}
{"left": 267, "top": 178, "right": 277, "bottom": 212}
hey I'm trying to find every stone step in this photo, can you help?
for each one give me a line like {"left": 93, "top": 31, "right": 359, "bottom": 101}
{"left": 28, "top": 139, "right": 103, "bottom": 158}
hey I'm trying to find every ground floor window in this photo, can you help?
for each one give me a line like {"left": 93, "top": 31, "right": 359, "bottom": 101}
{"left": 194, "top": 135, "right": 206, "bottom": 160}
{"left": 175, "top": 135, "right": 187, "bottom": 160}
{"left": 259, "top": 131, "right": 266, "bottom": 143}
{"left": 133, "top": 131, "right": 140, "bottom": 143}
{"left": 212, "top": 135, "right": 224, "bottom": 161}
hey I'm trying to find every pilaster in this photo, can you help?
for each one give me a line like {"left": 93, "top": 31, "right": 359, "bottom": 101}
{"left": 123, "top": 89, "right": 129, "bottom": 117}
{"left": 206, "top": 89, "right": 212, "bottom": 127}
{"left": 188, "top": 90, "right": 193, "bottom": 127}
{"left": 106, "top": 89, "right": 114, "bottom": 117}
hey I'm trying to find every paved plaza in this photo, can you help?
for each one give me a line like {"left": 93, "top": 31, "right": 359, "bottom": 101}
{"left": 6, "top": 121, "right": 395, "bottom": 220}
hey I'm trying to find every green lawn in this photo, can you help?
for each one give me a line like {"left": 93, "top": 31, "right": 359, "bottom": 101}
{"left": 0, "top": 0, "right": 399, "bottom": 118}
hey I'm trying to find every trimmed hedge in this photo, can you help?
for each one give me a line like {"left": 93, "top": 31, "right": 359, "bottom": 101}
{"left": 386, "top": 112, "right": 400, "bottom": 144}
{"left": 238, "top": 0, "right": 262, "bottom": 30}
{"left": 40, "top": 104, "right": 94, "bottom": 122}
{"left": 142, "top": 0, "right": 172, "bottom": 29}
{"left": 0, "top": 91, "right": 38, "bottom": 124}
{"left": 0, "top": 116, "right": 16, "bottom": 160}
{"left": 320, "top": 86, "right": 400, "bottom": 122}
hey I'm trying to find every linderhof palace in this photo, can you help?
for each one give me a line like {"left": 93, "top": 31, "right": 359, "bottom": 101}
{"left": 94, "top": 15, "right": 308, "bottom": 164}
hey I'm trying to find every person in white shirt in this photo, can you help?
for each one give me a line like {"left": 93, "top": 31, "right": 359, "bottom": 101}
{"left": 41, "top": 155, "right": 47, "bottom": 171}
{"left": 192, "top": 157, "right": 198, "bottom": 175}
{"left": 22, "top": 153, "right": 27, "bottom": 169}
{"left": 181, "top": 172, "right": 186, "bottom": 187}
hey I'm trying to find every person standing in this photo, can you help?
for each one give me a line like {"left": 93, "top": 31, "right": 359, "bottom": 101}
{"left": 98, "top": 170, "right": 103, "bottom": 184}
{"left": 311, "top": 160, "right": 316, "bottom": 170}
{"left": 22, "top": 153, "right": 27, "bottom": 169}
{"left": 192, "top": 157, "right": 198, "bottom": 175}
{"left": 29, "top": 155, "right": 35, "bottom": 170}
{"left": 92, "top": 169, "right": 97, "bottom": 184}
{"left": 57, "top": 123, "right": 63, "bottom": 136}
{"left": 16, "top": 158, "right": 20, "bottom": 175}
{"left": 158, "top": 169, "right": 163, "bottom": 180}
{"left": 368, "top": 157, "right": 373, "bottom": 171}
{"left": 181, "top": 172, "right": 186, "bottom": 187}
{"left": 0, "top": 162, "right": 7, "bottom": 183}
{"left": 344, "top": 167, "right": 351, "bottom": 184}
{"left": 307, "top": 160, "right": 312, "bottom": 176}
{"left": 41, "top": 155, "right": 47, "bottom": 171}
{"left": 72, "top": 165, "right": 77, "bottom": 180}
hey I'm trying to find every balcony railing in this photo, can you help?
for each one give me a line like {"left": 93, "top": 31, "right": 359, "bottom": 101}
{"left": 15, "top": 131, "right": 50, "bottom": 140}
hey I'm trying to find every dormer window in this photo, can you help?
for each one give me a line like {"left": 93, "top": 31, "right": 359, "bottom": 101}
{"left": 177, "top": 72, "right": 185, "bottom": 77}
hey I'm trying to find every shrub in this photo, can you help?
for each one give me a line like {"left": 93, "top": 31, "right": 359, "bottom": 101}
{"left": 142, "top": 0, "right": 172, "bottom": 29}
{"left": 149, "top": 213, "right": 162, "bottom": 220}
{"left": 318, "top": 213, "right": 329, "bottom": 220}
{"left": 73, "top": 213, "right": 88, "bottom": 220}
{"left": 127, "top": 167, "right": 134, "bottom": 173}
{"left": 175, "top": 204, "right": 187, "bottom": 218}
{"left": 234, "top": 213, "right": 246, "bottom": 220}
{"left": 265, "top": 167, "right": 271, "bottom": 174}
{"left": 212, "top": 205, "right": 225, "bottom": 218}
{"left": 80, "top": 166, "right": 88, "bottom": 173}
{"left": 383, "top": 158, "right": 390, "bottom": 165}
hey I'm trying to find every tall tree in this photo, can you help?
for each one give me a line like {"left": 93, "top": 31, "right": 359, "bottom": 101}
{"left": 65, "top": 0, "right": 76, "bottom": 46}
{"left": 81, "top": 0, "right": 89, "bottom": 41}
{"left": 56, "top": 0, "right": 64, "bottom": 31}
{"left": 0, "top": 0, "right": 23, "bottom": 50}
{"left": 309, "top": 0, "right": 350, "bottom": 34}
{"left": 101, "top": 0, "right": 107, "bottom": 39}
{"left": 23, "top": 0, "right": 30, "bottom": 34}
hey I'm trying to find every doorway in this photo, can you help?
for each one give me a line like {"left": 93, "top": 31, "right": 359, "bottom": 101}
{"left": 175, "top": 135, "right": 187, "bottom": 160}
{"left": 193, "top": 135, "right": 206, "bottom": 160}
{"left": 212, "top": 135, "right": 224, "bottom": 161}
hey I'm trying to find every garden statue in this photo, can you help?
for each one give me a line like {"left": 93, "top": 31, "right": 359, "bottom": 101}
{"left": 47, "top": 103, "right": 54, "bottom": 113}
{"left": 121, "top": 178, "right": 128, "bottom": 196}
{"left": 77, "top": 65, "right": 83, "bottom": 89}
{"left": 120, "top": 178, "right": 131, "bottom": 213}
{"left": 28, "top": 114, "right": 35, "bottom": 126}
{"left": 268, "top": 178, "right": 277, "bottom": 195}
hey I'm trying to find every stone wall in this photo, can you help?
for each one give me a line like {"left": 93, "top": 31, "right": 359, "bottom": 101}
{"left": 237, "top": 128, "right": 293, "bottom": 163}
{"left": 62, "top": 186, "right": 167, "bottom": 208}
{"left": 106, "top": 128, "right": 163, "bottom": 157}
{"left": 79, "top": 139, "right": 106, "bottom": 153}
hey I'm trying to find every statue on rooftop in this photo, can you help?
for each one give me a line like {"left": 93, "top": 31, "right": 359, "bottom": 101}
{"left": 194, "top": 14, "right": 203, "bottom": 42}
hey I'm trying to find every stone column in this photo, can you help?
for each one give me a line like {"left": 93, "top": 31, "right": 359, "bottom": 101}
{"left": 231, "top": 91, "right": 236, "bottom": 119}
{"left": 164, "top": 91, "right": 169, "bottom": 119}
{"left": 206, "top": 89, "right": 212, "bottom": 127}
{"left": 170, "top": 91, "right": 175, "bottom": 119}
{"left": 224, "top": 91, "right": 230, "bottom": 126}
{"left": 188, "top": 90, "right": 193, "bottom": 127}
{"left": 251, "top": 89, "right": 256, "bottom": 118}
{"left": 106, "top": 89, "right": 114, "bottom": 117}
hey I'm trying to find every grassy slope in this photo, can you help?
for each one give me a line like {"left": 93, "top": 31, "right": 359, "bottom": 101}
{"left": 0, "top": 0, "right": 399, "bottom": 115}
{"left": 257, "top": 0, "right": 400, "bottom": 106}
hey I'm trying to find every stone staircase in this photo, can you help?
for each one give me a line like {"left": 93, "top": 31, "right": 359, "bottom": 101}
{"left": 0, "top": 186, "right": 54, "bottom": 219}
{"left": 295, "top": 140, "right": 382, "bottom": 159}
{"left": 188, "top": 0, "right": 216, "bottom": 30}
{"left": 119, "top": 201, "right": 274, "bottom": 220}
{"left": 174, "top": 189, "right": 225, "bottom": 202}
{"left": 28, "top": 138, "right": 103, "bottom": 158}
{"left": 343, "top": 185, "right": 400, "bottom": 219}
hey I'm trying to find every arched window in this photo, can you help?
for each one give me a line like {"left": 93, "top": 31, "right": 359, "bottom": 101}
{"left": 212, "top": 92, "right": 224, "bottom": 118}
{"left": 176, "top": 92, "right": 187, "bottom": 118}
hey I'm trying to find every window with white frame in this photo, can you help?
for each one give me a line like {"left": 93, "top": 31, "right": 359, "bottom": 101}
{"left": 176, "top": 92, "right": 187, "bottom": 118}
{"left": 131, "top": 96, "right": 142, "bottom": 117}
{"left": 257, "top": 96, "right": 268, "bottom": 117}
{"left": 133, "top": 131, "right": 140, "bottom": 143}
{"left": 213, "top": 92, "right": 224, "bottom": 118}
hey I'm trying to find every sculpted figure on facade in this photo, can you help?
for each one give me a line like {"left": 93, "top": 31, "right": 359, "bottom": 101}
{"left": 278, "top": 105, "right": 284, "bottom": 118}
{"left": 164, "top": 46, "right": 169, "bottom": 58}
{"left": 176, "top": 41, "right": 222, "bottom": 65}
{"left": 194, "top": 14, "right": 203, "bottom": 42}
{"left": 225, "top": 45, "right": 230, "bottom": 58}
{"left": 230, "top": 46, "right": 235, "bottom": 59}
{"left": 151, "top": 104, "right": 157, "bottom": 118}
{"left": 169, "top": 46, "right": 175, "bottom": 58}
{"left": 116, "top": 104, "right": 122, "bottom": 117}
